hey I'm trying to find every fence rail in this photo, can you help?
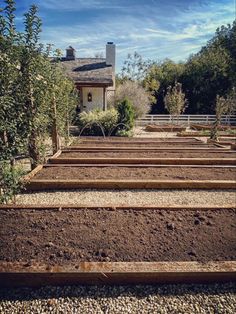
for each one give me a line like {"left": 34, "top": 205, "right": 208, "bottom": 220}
{"left": 135, "top": 115, "right": 236, "bottom": 126}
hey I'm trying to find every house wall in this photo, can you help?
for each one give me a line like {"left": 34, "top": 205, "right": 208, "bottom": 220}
{"left": 82, "top": 87, "right": 105, "bottom": 111}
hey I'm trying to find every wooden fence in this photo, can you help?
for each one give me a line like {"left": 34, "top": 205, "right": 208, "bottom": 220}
{"left": 135, "top": 115, "right": 236, "bottom": 126}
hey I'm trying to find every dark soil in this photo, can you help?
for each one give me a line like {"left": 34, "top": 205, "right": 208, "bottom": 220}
{"left": 59, "top": 151, "right": 236, "bottom": 159}
{"left": 0, "top": 208, "right": 235, "bottom": 265}
{"left": 34, "top": 166, "right": 236, "bottom": 181}
{"left": 78, "top": 137, "right": 199, "bottom": 142}
{"left": 75, "top": 143, "right": 216, "bottom": 148}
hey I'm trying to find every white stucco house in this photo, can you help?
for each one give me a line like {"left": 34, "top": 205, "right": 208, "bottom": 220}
{"left": 61, "top": 42, "right": 116, "bottom": 112}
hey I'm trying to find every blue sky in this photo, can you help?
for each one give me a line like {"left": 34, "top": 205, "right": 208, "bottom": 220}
{"left": 13, "top": 0, "right": 236, "bottom": 71}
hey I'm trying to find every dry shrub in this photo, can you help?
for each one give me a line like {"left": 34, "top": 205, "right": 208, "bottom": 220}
{"left": 114, "top": 81, "right": 151, "bottom": 118}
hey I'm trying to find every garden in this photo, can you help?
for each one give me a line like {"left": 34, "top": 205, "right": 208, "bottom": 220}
{"left": 0, "top": 0, "right": 236, "bottom": 290}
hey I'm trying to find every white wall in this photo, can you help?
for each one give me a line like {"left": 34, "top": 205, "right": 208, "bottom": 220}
{"left": 82, "top": 87, "right": 104, "bottom": 111}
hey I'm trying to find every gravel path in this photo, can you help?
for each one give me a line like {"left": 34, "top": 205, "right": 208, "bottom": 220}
{"left": 17, "top": 189, "right": 236, "bottom": 206}
{"left": 0, "top": 283, "right": 235, "bottom": 313}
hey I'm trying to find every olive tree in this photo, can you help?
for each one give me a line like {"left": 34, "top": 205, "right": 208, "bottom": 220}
{"left": 210, "top": 88, "right": 236, "bottom": 140}
{"left": 164, "top": 81, "right": 188, "bottom": 123}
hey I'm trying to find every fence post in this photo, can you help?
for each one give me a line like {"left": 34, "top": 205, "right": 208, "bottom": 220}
{"left": 187, "top": 115, "right": 190, "bottom": 127}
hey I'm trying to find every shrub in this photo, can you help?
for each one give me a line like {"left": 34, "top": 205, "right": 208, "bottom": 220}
{"left": 0, "top": 162, "right": 25, "bottom": 204}
{"left": 77, "top": 108, "right": 119, "bottom": 136}
{"left": 114, "top": 81, "right": 151, "bottom": 118}
{"left": 116, "top": 98, "right": 135, "bottom": 132}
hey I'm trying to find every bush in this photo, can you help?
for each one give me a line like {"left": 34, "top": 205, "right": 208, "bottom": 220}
{"left": 0, "top": 162, "right": 25, "bottom": 204}
{"left": 116, "top": 98, "right": 135, "bottom": 132}
{"left": 77, "top": 108, "right": 119, "bottom": 136}
{"left": 114, "top": 81, "right": 151, "bottom": 118}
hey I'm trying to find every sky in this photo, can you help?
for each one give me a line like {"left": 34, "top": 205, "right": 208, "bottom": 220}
{"left": 12, "top": 0, "right": 236, "bottom": 71}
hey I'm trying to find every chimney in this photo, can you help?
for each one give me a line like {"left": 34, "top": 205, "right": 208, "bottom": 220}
{"left": 66, "top": 46, "right": 76, "bottom": 60}
{"left": 106, "top": 42, "right": 115, "bottom": 70}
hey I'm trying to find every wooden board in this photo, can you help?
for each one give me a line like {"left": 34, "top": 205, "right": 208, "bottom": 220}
{"left": 26, "top": 179, "right": 236, "bottom": 190}
{"left": 0, "top": 205, "right": 235, "bottom": 210}
{"left": 65, "top": 146, "right": 229, "bottom": 151}
{"left": 0, "top": 261, "right": 235, "bottom": 287}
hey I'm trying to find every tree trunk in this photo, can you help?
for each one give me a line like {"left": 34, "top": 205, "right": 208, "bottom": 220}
{"left": 210, "top": 117, "right": 220, "bottom": 141}
{"left": 51, "top": 95, "right": 60, "bottom": 154}
{"left": 28, "top": 129, "right": 40, "bottom": 170}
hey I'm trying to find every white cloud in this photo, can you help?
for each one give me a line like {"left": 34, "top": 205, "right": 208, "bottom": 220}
{"left": 37, "top": 0, "right": 235, "bottom": 70}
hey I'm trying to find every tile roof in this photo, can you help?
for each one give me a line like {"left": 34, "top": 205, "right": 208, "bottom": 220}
{"left": 60, "top": 58, "right": 113, "bottom": 86}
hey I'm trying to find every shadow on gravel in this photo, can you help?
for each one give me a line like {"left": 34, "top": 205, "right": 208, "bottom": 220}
{"left": 0, "top": 283, "right": 235, "bottom": 301}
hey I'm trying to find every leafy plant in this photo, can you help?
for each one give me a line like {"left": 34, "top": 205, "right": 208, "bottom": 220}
{"left": 77, "top": 108, "right": 119, "bottom": 136}
{"left": 0, "top": 162, "right": 25, "bottom": 204}
{"left": 116, "top": 98, "right": 135, "bottom": 131}
{"left": 164, "top": 82, "right": 188, "bottom": 123}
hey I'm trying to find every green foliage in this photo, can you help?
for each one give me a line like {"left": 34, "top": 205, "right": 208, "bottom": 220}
{"left": 120, "top": 51, "right": 151, "bottom": 82}
{"left": 164, "top": 82, "right": 187, "bottom": 118}
{"left": 77, "top": 108, "right": 119, "bottom": 136}
{"left": 116, "top": 98, "right": 135, "bottom": 131}
{"left": 0, "top": 1, "right": 78, "bottom": 169}
{"left": 0, "top": 162, "right": 25, "bottom": 204}
{"left": 211, "top": 89, "right": 236, "bottom": 140}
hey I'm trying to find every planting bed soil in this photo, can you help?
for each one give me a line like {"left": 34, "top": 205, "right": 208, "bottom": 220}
{"left": 59, "top": 151, "right": 236, "bottom": 159}
{"left": 146, "top": 125, "right": 186, "bottom": 132}
{"left": 77, "top": 136, "right": 199, "bottom": 142}
{"left": 73, "top": 142, "right": 211, "bottom": 148}
{"left": 0, "top": 207, "right": 235, "bottom": 265}
{"left": 34, "top": 166, "right": 236, "bottom": 181}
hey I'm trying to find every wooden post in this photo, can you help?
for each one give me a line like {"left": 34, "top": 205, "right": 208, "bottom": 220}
{"left": 51, "top": 93, "right": 60, "bottom": 154}
{"left": 103, "top": 87, "right": 106, "bottom": 111}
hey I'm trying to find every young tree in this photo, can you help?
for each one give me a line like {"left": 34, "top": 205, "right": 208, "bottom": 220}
{"left": 164, "top": 82, "right": 187, "bottom": 123}
{"left": 210, "top": 88, "right": 236, "bottom": 140}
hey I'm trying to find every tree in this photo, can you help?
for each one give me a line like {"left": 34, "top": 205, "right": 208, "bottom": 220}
{"left": 210, "top": 88, "right": 236, "bottom": 140}
{"left": 0, "top": 0, "right": 24, "bottom": 161}
{"left": 164, "top": 82, "right": 187, "bottom": 123}
{"left": 120, "top": 51, "right": 151, "bottom": 82}
{"left": 116, "top": 98, "right": 135, "bottom": 131}
{"left": 143, "top": 59, "right": 185, "bottom": 113}
{"left": 114, "top": 81, "right": 151, "bottom": 118}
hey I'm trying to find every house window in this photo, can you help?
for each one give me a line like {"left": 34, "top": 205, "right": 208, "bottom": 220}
{"left": 87, "top": 92, "right": 92, "bottom": 102}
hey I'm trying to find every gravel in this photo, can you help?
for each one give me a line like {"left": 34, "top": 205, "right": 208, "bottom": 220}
{"left": 17, "top": 189, "right": 236, "bottom": 206}
{"left": 0, "top": 283, "right": 235, "bottom": 313}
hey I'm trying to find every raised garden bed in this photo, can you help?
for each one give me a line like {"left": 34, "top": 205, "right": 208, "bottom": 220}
{"left": 73, "top": 138, "right": 201, "bottom": 145}
{"left": 190, "top": 124, "right": 236, "bottom": 131}
{"left": 24, "top": 165, "right": 236, "bottom": 190}
{"left": 0, "top": 206, "right": 235, "bottom": 286}
{"left": 55, "top": 150, "right": 236, "bottom": 165}
{"left": 178, "top": 131, "right": 236, "bottom": 138}
{"left": 145, "top": 125, "right": 186, "bottom": 132}
{"left": 32, "top": 166, "right": 236, "bottom": 181}
{"left": 66, "top": 144, "right": 225, "bottom": 151}
{"left": 1, "top": 207, "right": 235, "bottom": 264}
{"left": 73, "top": 142, "right": 211, "bottom": 148}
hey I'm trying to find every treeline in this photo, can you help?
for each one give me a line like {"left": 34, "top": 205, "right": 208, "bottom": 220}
{"left": 119, "top": 21, "right": 236, "bottom": 114}
{"left": 0, "top": 0, "right": 77, "bottom": 169}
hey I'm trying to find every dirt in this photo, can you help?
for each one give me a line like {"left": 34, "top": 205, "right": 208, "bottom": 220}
{"left": 59, "top": 151, "right": 236, "bottom": 159}
{"left": 74, "top": 143, "right": 217, "bottom": 148}
{"left": 34, "top": 166, "right": 236, "bottom": 181}
{"left": 75, "top": 137, "right": 200, "bottom": 142}
{"left": 0, "top": 208, "right": 235, "bottom": 265}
